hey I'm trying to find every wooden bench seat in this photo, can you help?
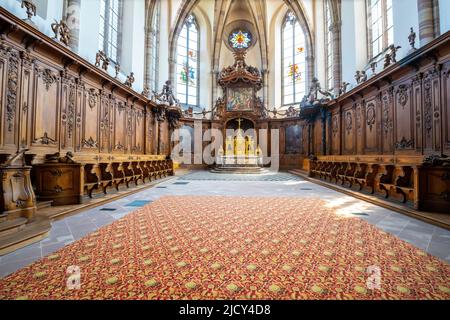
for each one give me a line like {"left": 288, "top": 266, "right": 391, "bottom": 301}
{"left": 309, "top": 158, "right": 418, "bottom": 206}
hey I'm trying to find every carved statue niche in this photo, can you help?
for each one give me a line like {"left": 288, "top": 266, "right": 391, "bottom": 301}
{"left": 0, "top": 149, "right": 37, "bottom": 219}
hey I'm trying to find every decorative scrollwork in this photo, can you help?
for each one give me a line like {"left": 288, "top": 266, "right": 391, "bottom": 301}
{"left": 81, "top": 136, "right": 98, "bottom": 148}
{"left": 366, "top": 104, "right": 376, "bottom": 131}
{"left": 6, "top": 52, "right": 19, "bottom": 132}
{"left": 42, "top": 68, "right": 57, "bottom": 91}
{"left": 397, "top": 85, "right": 408, "bottom": 107}
{"left": 33, "top": 132, "right": 57, "bottom": 145}
{"left": 395, "top": 137, "right": 414, "bottom": 150}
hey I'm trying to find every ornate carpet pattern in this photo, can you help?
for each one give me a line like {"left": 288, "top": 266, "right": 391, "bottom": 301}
{"left": 0, "top": 196, "right": 449, "bottom": 300}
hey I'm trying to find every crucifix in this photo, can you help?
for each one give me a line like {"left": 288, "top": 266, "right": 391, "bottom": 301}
{"left": 236, "top": 118, "right": 243, "bottom": 131}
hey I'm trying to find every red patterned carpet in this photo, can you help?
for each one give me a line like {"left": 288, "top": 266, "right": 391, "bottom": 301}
{"left": 0, "top": 196, "right": 449, "bottom": 300}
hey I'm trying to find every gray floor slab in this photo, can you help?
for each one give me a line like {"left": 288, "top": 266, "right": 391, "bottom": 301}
{"left": 1, "top": 170, "right": 449, "bottom": 279}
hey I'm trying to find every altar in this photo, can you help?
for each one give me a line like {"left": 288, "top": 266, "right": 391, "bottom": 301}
{"left": 210, "top": 25, "right": 266, "bottom": 173}
{"left": 213, "top": 118, "right": 263, "bottom": 172}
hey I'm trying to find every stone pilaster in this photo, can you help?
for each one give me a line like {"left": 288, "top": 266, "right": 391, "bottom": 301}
{"left": 330, "top": 22, "right": 342, "bottom": 96}
{"left": 417, "top": 0, "right": 439, "bottom": 46}
{"left": 64, "top": 0, "right": 81, "bottom": 52}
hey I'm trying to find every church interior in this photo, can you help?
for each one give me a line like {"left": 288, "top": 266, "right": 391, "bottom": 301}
{"left": 0, "top": 0, "right": 449, "bottom": 301}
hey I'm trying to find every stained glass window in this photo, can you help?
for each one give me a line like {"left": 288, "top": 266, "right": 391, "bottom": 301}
{"left": 368, "top": 0, "right": 393, "bottom": 58}
{"left": 282, "top": 11, "right": 306, "bottom": 107}
{"left": 229, "top": 30, "right": 252, "bottom": 50}
{"left": 176, "top": 14, "right": 199, "bottom": 109}
{"left": 99, "top": 0, "right": 123, "bottom": 64}
{"left": 149, "top": 0, "right": 160, "bottom": 92}
{"left": 325, "top": 0, "right": 334, "bottom": 91}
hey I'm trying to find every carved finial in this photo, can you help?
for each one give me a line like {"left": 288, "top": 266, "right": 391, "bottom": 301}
{"left": 339, "top": 82, "right": 350, "bottom": 95}
{"left": 21, "top": 0, "right": 36, "bottom": 21}
{"left": 408, "top": 27, "right": 416, "bottom": 51}
{"left": 389, "top": 44, "right": 402, "bottom": 63}
{"left": 124, "top": 72, "right": 135, "bottom": 88}
{"left": 115, "top": 63, "right": 120, "bottom": 78}
{"left": 355, "top": 71, "right": 361, "bottom": 84}
{"left": 370, "top": 61, "right": 377, "bottom": 75}
{"left": 360, "top": 70, "right": 367, "bottom": 82}
{"left": 95, "top": 50, "right": 109, "bottom": 71}
{"left": 51, "top": 19, "right": 70, "bottom": 46}
{"left": 384, "top": 53, "right": 392, "bottom": 68}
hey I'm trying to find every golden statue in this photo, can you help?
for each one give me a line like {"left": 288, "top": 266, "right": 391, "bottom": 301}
{"left": 234, "top": 131, "right": 246, "bottom": 156}
{"left": 225, "top": 136, "right": 234, "bottom": 155}
{"left": 246, "top": 136, "right": 255, "bottom": 156}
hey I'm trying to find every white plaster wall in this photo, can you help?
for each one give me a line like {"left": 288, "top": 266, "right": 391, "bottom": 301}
{"left": 121, "top": 0, "right": 146, "bottom": 92}
{"left": 439, "top": 0, "right": 450, "bottom": 34}
{"left": 341, "top": 0, "right": 357, "bottom": 87}
{"left": 79, "top": 0, "right": 101, "bottom": 65}
{"left": 158, "top": 0, "right": 171, "bottom": 91}
{"left": 391, "top": 0, "right": 419, "bottom": 59}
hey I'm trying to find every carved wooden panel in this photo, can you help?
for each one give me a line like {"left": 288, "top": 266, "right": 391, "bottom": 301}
{"left": 412, "top": 75, "right": 423, "bottom": 153}
{"left": 380, "top": 89, "right": 393, "bottom": 153}
{"left": 113, "top": 100, "right": 126, "bottom": 152}
{"left": 99, "top": 91, "right": 111, "bottom": 153}
{"left": 364, "top": 99, "right": 378, "bottom": 153}
{"left": 422, "top": 66, "right": 441, "bottom": 152}
{"left": 343, "top": 107, "right": 354, "bottom": 154}
{"left": 126, "top": 107, "right": 134, "bottom": 152}
{"left": 443, "top": 67, "right": 450, "bottom": 152}
{"left": 2, "top": 50, "right": 20, "bottom": 148}
{"left": 394, "top": 83, "right": 414, "bottom": 151}
{"left": 0, "top": 50, "right": 5, "bottom": 145}
{"left": 18, "top": 51, "right": 33, "bottom": 149}
{"left": 81, "top": 86, "right": 99, "bottom": 151}
{"left": 355, "top": 102, "right": 363, "bottom": 154}
{"left": 331, "top": 113, "right": 340, "bottom": 154}
{"left": 75, "top": 82, "right": 84, "bottom": 151}
{"left": 134, "top": 107, "right": 145, "bottom": 154}
{"left": 60, "top": 72, "right": 77, "bottom": 150}
{"left": 31, "top": 64, "right": 60, "bottom": 148}
{"left": 146, "top": 111, "right": 155, "bottom": 154}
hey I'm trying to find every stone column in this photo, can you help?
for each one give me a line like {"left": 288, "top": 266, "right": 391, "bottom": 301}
{"left": 330, "top": 22, "right": 342, "bottom": 96}
{"left": 64, "top": 0, "right": 81, "bottom": 52}
{"left": 417, "top": 0, "right": 439, "bottom": 46}
{"left": 306, "top": 55, "right": 315, "bottom": 91}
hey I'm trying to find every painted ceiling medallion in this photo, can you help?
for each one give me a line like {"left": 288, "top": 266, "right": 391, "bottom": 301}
{"left": 229, "top": 30, "right": 252, "bottom": 50}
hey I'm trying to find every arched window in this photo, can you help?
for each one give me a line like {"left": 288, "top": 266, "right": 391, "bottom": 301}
{"left": 149, "top": 1, "right": 160, "bottom": 92}
{"left": 176, "top": 14, "right": 199, "bottom": 110}
{"left": 99, "top": 0, "right": 123, "bottom": 64}
{"left": 367, "top": 0, "right": 393, "bottom": 58}
{"left": 282, "top": 11, "right": 307, "bottom": 107}
{"left": 325, "top": 0, "right": 334, "bottom": 91}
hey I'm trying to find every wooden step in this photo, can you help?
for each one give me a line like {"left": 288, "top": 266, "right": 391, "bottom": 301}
{"left": 0, "top": 217, "right": 28, "bottom": 237}
{"left": 36, "top": 200, "right": 53, "bottom": 210}
{"left": 289, "top": 169, "right": 308, "bottom": 177}
{"left": 0, "top": 213, "right": 8, "bottom": 224}
{"left": 0, "top": 217, "right": 51, "bottom": 256}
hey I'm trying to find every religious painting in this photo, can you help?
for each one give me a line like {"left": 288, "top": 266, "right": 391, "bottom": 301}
{"left": 227, "top": 87, "right": 253, "bottom": 112}
{"left": 285, "top": 124, "right": 301, "bottom": 154}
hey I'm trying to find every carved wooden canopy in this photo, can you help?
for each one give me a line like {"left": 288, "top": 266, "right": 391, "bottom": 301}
{"left": 217, "top": 51, "right": 262, "bottom": 91}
